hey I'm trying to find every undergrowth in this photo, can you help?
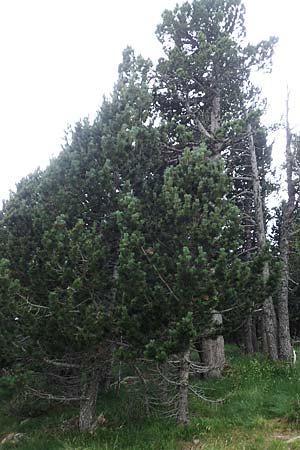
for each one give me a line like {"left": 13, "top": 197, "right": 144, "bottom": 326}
{"left": 1, "top": 346, "right": 300, "bottom": 450}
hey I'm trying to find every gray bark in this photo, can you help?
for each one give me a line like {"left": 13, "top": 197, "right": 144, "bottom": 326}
{"left": 244, "top": 314, "right": 254, "bottom": 354}
{"left": 263, "top": 291, "right": 279, "bottom": 360}
{"left": 278, "top": 94, "right": 293, "bottom": 361}
{"left": 248, "top": 124, "right": 278, "bottom": 360}
{"left": 177, "top": 349, "right": 190, "bottom": 425}
{"left": 202, "top": 311, "right": 225, "bottom": 378}
{"left": 261, "top": 315, "right": 268, "bottom": 354}
{"left": 278, "top": 224, "right": 292, "bottom": 360}
{"left": 79, "top": 368, "right": 99, "bottom": 432}
{"left": 211, "top": 89, "right": 221, "bottom": 135}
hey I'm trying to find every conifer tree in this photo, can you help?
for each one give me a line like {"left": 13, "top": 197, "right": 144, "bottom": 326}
{"left": 117, "top": 146, "right": 246, "bottom": 422}
{"left": 0, "top": 259, "right": 20, "bottom": 369}
{"left": 154, "top": 0, "right": 279, "bottom": 360}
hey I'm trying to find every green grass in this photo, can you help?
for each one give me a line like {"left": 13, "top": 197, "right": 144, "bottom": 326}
{"left": 1, "top": 346, "right": 300, "bottom": 450}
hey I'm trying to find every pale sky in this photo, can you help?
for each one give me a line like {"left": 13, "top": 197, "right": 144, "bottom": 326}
{"left": 0, "top": 0, "right": 299, "bottom": 203}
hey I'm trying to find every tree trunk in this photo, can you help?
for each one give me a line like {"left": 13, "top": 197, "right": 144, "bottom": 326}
{"left": 260, "top": 314, "right": 268, "bottom": 354}
{"left": 278, "top": 231, "right": 292, "bottom": 360}
{"left": 202, "top": 311, "right": 225, "bottom": 378}
{"left": 244, "top": 314, "right": 254, "bottom": 354}
{"left": 252, "top": 315, "right": 259, "bottom": 352}
{"left": 79, "top": 368, "right": 99, "bottom": 432}
{"left": 211, "top": 89, "right": 221, "bottom": 134}
{"left": 248, "top": 123, "right": 278, "bottom": 360}
{"left": 278, "top": 93, "right": 294, "bottom": 361}
{"left": 263, "top": 292, "right": 279, "bottom": 360}
{"left": 177, "top": 349, "right": 190, "bottom": 425}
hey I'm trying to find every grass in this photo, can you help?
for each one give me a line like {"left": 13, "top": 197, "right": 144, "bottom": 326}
{"left": 1, "top": 346, "right": 300, "bottom": 449}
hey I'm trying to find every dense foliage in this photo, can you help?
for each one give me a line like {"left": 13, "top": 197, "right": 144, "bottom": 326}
{"left": 0, "top": 0, "right": 298, "bottom": 432}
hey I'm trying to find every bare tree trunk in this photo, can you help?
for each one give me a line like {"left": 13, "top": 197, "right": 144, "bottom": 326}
{"left": 202, "top": 311, "right": 225, "bottom": 378}
{"left": 260, "top": 314, "right": 268, "bottom": 354}
{"left": 79, "top": 368, "right": 99, "bottom": 432}
{"left": 263, "top": 291, "right": 279, "bottom": 360}
{"left": 252, "top": 316, "right": 259, "bottom": 352}
{"left": 278, "top": 226, "right": 292, "bottom": 360}
{"left": 278, "top": 93, "right": 294, "bottom": 361}
{"left": 244, "top": 314, "right": 254, "bottom": 353}
{"left": 211, "top": 89, "right": 221, "bottom": 135}
{"left": 177, "top": 349, "right": 190, "bottom": 425}
{"left": 248, "top": 124, "right": 278, "bottom": 360}
{"left": 244, "top": 229, "right": 256, "bottom": 354}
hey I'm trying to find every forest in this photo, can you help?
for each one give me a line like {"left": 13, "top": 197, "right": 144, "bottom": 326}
{"left": 1, "top": 0, "right": 300, "bottom": 449}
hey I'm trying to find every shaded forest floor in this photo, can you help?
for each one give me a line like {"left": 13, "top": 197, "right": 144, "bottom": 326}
{"left": 1, "top": 346, "right": 300, "bottom": 450}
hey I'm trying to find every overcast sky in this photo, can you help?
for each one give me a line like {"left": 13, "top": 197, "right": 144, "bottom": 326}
{"left": 0, "top": 0, "right": 299, "bottom": 203}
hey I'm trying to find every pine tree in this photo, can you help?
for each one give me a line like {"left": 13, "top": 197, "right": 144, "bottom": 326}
{"left": 277, "top": 96, "right": 300, "bottom": 360}
{"left": 117, "top": 146, "right": 246, "bottom": 422}
{"left": 154, "top": 0, "right": 279, "bottom": 360}
{"left": 155, "top": 0, "right": 277, "bottom": 158}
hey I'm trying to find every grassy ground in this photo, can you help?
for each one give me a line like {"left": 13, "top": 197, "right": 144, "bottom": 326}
{"left": 1, "top": 346, "right": 300, "bottom": 450}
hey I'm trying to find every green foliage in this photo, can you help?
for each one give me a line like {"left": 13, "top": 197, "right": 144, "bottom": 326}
{"left": 98, "top": 47, "right": 164, "bottom": 202}
{"left": 155, "top": 0, "right": 277, "bottom": 151}
{"left": 21, "top": 216, "right": 113, "bottom": 356}
{"left": 116, "top": 146, "right": 247, "bottom": 360}
{"left": 0, "top": 258, "right": 20, "bottom": 367}
{"left": 0, "top": 0, "right": 286, "bottom": 434}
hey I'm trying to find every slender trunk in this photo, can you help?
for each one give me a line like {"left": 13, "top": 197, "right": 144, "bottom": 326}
{"left": 177, "top": 349, "right": 190, "bottom": 425}
{"left": 211, "top": 88, "right": 222, "bottom": 157}
{"left": 278, "top": 93, "right": 294, "bottom": 361}
{"left": 201, "top": 93, "right": 226, "bottom": 374}
{"left": 261, "top": 315, "right": 268, "bottom": 354}
{"left": 79, "top": 368, "right": 99, "bottom": 432}
{"left": 244, "top": 315, "right": 254, "bottom": 354}
{"left": 263, "top": 291, "right": 279, "bottom": 360}
{"left": 211, "top": 88, "right": 221, "bottom": 135}
{"left": 248, "top": 123, "right": 278, "bottom": 360}
{"left": 244, "top": 229, "right": 255, "bottom": 354}
{"left": 202, "top": 311, "right": 225, "bottom": 378}
{"left": 252, "top": 316, "right": 259, "bottom": 352}
{"left": 278, "top": 225, "right": 292, "bottom": 360}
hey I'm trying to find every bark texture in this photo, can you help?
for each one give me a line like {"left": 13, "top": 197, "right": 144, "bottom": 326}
{"left": 202, "top": 312, "right": 225, "bottom": 378}
{"left": 244, "top": 229, "right": 258, "bottom": 354}
{"left": 177, "top": 350, "right": 190, "bottom": 424}
{"left": 211, "top": 89, "right": 221, "bottom": 136}
{"left": 248, "top": 124, "right": 278, "bottom": 360}
{"left": 79, "top": 368, "right": 99, "bottom": 432}
{"left": 244, "top": 314, "right": 255, "bottom": 354}
{"left": 278, "top": 95, "right": 294, "bottom": 361}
